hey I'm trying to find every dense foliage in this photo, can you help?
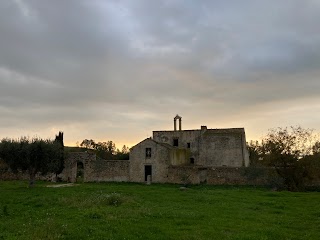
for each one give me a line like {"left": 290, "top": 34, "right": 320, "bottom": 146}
{"left": 248, "top": 126, "right": 320, "bottom": 191}
{"left": 79, "top": 139, "right": 129, "bottom": 160}
{"left": 0, "top": 134, "right": 64, "bottom": 187}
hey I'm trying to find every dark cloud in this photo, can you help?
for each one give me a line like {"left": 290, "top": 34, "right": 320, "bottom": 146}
{"left": 1, "top": 0, "right": 320, "bottom": 145}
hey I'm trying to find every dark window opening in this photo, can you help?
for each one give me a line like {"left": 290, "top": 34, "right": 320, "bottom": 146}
{"left": 173, "top": 138, "right": 179, "bottom": 147}
{"left": 76, "top": 162, "right": 84, "bottom": 180}
{"left": 145, "top": 165, "right": 152, "bottom": 181}
{"left": 187, "top": 143, "right": 191, "bottom": 148}
{"left": 77, "top": 162, "right": 84, "bottom": 169}
{"left": 146, "top": 148, "right": 151, "bottom": 158}
{"left": 190, "top": 158, "right": 195, "bottom": 164}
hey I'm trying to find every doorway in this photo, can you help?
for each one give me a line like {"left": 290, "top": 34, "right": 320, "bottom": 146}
{"left": 144, "top": 165, "right": 152, "bottom": 181}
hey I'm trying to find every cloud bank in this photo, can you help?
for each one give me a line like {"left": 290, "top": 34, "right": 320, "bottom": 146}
{"left": 1, "top": 0, "right": 320, "bottom": 146}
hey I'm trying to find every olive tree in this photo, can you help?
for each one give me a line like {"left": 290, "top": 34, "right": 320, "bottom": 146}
{"left": 0, "top": 136, "right": 63, "bottom": 187}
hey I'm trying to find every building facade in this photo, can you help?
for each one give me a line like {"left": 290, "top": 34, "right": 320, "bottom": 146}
{"left": 129, "top": 115, "right": 249, "bottom": 183}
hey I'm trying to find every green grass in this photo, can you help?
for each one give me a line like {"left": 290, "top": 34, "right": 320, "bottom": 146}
{"left": 0, "top": 181, "right": 320, "bottom": 240}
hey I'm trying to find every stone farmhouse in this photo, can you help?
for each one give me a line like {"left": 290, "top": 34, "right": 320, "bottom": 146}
{"left": 62, "top": 115, "right": 250, "bottom": 184}
{"left": 130, "top": 115, "right": 249, "bottom": 183}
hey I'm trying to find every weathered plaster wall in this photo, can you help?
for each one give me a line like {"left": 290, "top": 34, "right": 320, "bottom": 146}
{"left": 153, "top": 130, "right": 201, "bottom": 164}
{"left": 199, "top": 132, "right": 244, "bottom": 167}
{"left": 130, "top": 139, "right": 171, "bottom": 183}
{"left": 170, "top": 148, "right": 190, "bottom": 165}
{"left": 153, "top": 128, "right": 249, "bottom": 167}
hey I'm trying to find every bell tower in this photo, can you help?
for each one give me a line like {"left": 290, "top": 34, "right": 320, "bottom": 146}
{"left": 174, "top": 114, "right": 182, "bottom": 131}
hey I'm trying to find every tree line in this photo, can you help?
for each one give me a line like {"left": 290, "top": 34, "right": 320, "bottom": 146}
{"left": 0, "top": 132, "right": 64, "bottom": 187}
{"left": 0, "top": 133, "right": 129, "bottom": 187}
{"left": 77, "top": 139, "right": 129, "bottom": 160}
{"left": 247, "top": 126, "right": 320, "bottom": 191}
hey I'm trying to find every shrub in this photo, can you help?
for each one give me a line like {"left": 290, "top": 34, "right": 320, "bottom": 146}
{"left": 105, "top": 193, "right": 123, "bottom": 206}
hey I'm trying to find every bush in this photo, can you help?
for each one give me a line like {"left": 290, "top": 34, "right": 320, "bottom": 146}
{"left": 105, "top": 193, "right": 123, "bottom": 206}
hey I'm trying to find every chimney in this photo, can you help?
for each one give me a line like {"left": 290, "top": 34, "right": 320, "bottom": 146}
{"left": 201, "top": 126, "right": 207, "bottom": 131}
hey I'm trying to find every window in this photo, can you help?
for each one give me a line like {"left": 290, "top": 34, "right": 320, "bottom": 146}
{"left": 187, "top": 143, "right": 191, "bottom": 148}
{"left": 146, "top": 148, "right": 151, "bottom": 158}
{"left": 190, "top": 158, "right": 195, "bottom": 164}
{"left": 173, "top": 138, "right": 179, "bottom": 147}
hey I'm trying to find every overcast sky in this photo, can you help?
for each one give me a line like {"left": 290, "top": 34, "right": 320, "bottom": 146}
{"left": 1, "top": 0, "right": 320, "bottom": 148}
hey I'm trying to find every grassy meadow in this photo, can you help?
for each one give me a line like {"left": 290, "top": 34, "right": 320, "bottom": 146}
{"left": 0, "top": 181, "right": 320, "bottom": 240}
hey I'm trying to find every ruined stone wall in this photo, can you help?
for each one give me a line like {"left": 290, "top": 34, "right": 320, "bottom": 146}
{"left": 0, "top": 171, "right": 57, "bottom": 181}
{"left": 62, "top": 152, "right": 96, "bottom": 182}
{"left": 167, "top": 166, "right": 207, "bottom": 184}
{"left": 0, "top": 159, "right": 57, "bottom": 181}
{"left": 167, "top": 166, "right": 270, "bottom": 185}
{"left": 63, "top": 152, "right": 129, "bottom": 182}
{"left": 86, "top": 159, "right": 129, "bottom": 182}
{"left": 0, "top": 170, "right": 29, "bottom": 181}
{"left": 206, "top": 167, "right": 267, "bottom": 185}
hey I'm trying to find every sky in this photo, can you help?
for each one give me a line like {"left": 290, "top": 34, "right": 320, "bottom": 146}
{"left": 1, "top": 0, "right": 320, "bottom": 148}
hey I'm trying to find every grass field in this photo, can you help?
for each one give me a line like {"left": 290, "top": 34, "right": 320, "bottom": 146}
{"left": 0, "top": 181, "right": 319, "bottom": 240}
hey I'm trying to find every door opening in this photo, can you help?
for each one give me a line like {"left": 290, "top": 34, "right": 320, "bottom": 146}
{"left": 144, "top": 165, "right": 152, "bottom": 181}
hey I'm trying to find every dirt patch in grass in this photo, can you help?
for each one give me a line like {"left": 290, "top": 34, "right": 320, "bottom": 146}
{"left": 46, "top": 183, "right": 78, "bottom": 188}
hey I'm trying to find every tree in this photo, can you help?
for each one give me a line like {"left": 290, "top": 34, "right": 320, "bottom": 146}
{"left": 80, "top": 139, "right": 96, "bottom": 150}
{"left": 106, "top": 141, "right": 116, "bottom": 155}
{"left": 247, "top": 140, "right": 262, "bottom": 166}
{"left": 78, "top": 139, "right": 129, "bottom": 160}
{"left": 255, "top": 126, "right": 320, "bottom": 191}
{"left": 53, "top": 132, "right": 64, "bottom": 179}
{"left": 114, "top": 145, "right": 130, "bottom": 160}
{"left": 313, "top": 141, "right": 320, "bottom": 155}
{"left": 0, "top": 136, "right": 63, "bottom": 187}
{"left": 121, "top": 145, "right": 130, "bottom": 154}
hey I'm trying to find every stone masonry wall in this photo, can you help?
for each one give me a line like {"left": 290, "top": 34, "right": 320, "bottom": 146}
{"left": 86, "top": 159, "right": 129, "bottom": 182}
{"left": 167, "top": 166, "right": 207, "bottom": 184}
{"left": 200, "top": 132, "right": 245, "bottom": 167}
{"left": 153, "top": 128, "right": 249, "bottom": 167}
{"left": 63, "top": 152, "right": 129, "bottom": 182}
{"left": 62, "top": 152, "right": 96, "bottom": 182}
{"left": 167, "top": 166, "right": 270, "bottom": 185}
{"left": 206, "top": 167, "right": 267, "bottom": 185}
{"left": 0, "top": 159, "right": 57, "bottom": 182}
